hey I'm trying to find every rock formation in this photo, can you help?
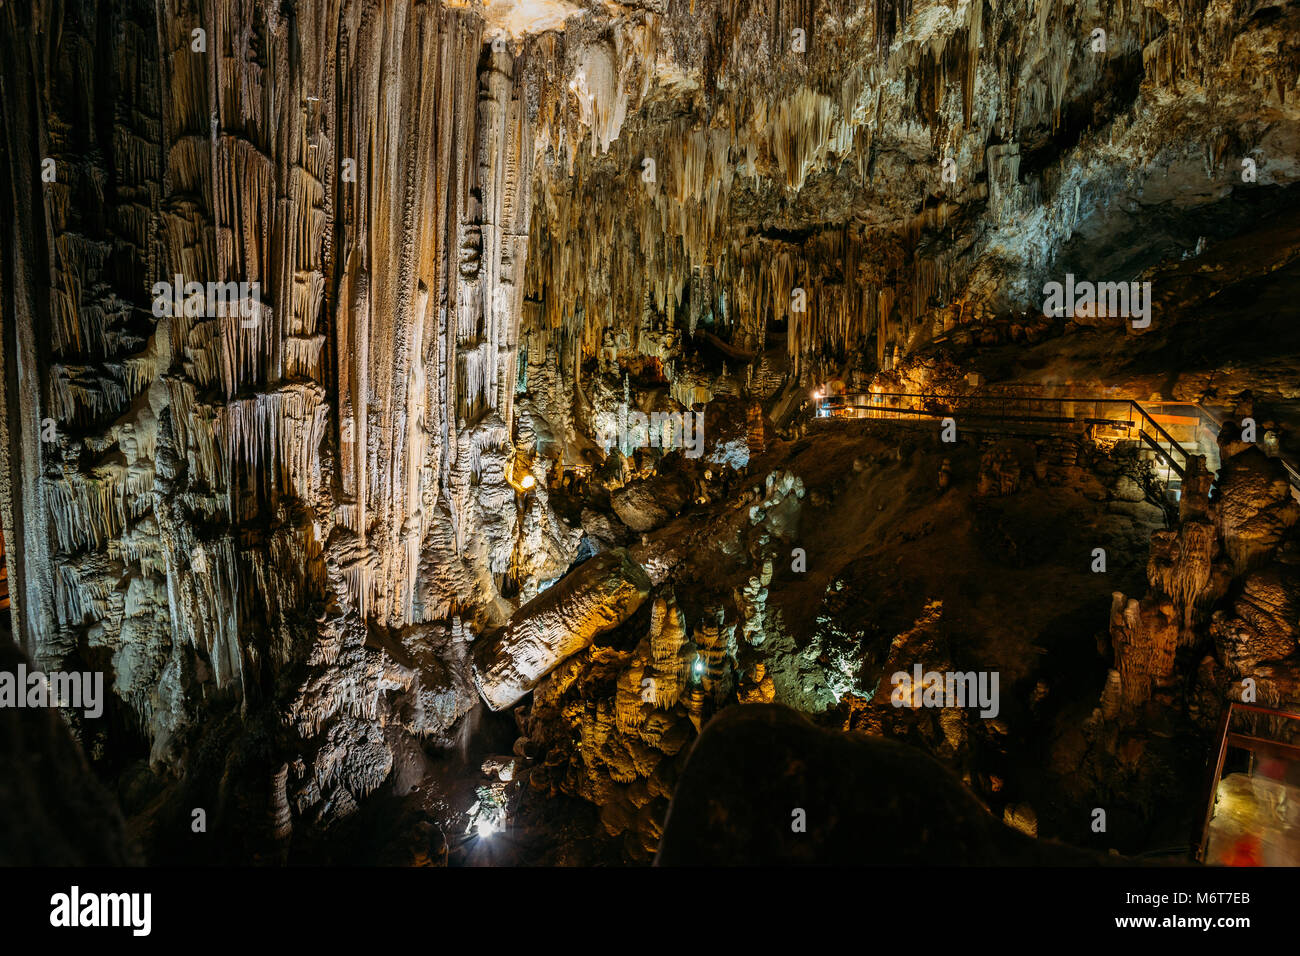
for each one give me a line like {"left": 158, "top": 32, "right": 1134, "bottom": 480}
{"left": 0, "top": 0, "right": 1298, "bottom": 865}
{"left": 472, "top": 547, "right": 650, "bottom": 709}
{"left": 656, "top": 703, "right": 1102, "bottom": 865}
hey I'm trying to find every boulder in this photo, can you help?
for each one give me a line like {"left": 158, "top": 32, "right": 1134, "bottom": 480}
{"left": 611, "top": 473, "right": 691, "bottom": 531}
{"left": 656, "top": 704, "right": 1104, "bottom": 865}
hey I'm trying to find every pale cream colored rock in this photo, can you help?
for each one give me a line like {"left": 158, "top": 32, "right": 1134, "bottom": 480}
{"left": 472, "top": 549, "right": 651, "bottom": 710}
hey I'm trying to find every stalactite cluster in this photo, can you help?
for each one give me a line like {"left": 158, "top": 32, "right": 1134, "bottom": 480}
{"left": 1, "top": 0, "right": 558, "bottom": 824}
{"left": 522, "top": 0, "right": 1298, "bottom": 387}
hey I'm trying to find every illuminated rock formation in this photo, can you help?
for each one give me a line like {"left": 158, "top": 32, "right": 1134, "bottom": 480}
{"left": 0, "top": 0, "right": 558, "bottom": 832}
{"left": 472, "top": 548, "right": 651, "bottom": 710}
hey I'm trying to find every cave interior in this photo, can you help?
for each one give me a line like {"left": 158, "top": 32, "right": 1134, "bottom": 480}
{"left": 1, "top": 0, "right": 1300, "bottom": 867}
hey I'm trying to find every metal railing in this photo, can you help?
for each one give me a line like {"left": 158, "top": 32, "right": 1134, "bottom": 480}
{"left": 818, "top": 390, "right": 1193, "bottom": 479}
{"left": 1196, "top": 701, "right": 1300, "bottom": 863}
{"left": 817, "top": 389, "right": 1300, "bottom": 497}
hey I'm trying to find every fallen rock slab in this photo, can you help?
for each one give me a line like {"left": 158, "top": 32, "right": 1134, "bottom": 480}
{"left": 611, "top": 473, "right": 691, "bottom": 532}
{"left": 472, "top": 549, "right": 652, "bottom": 710}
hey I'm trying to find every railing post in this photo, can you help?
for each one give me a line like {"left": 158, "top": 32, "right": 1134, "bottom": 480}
{"left": 1196, "top": 702, "right": 1235, "bottom": 862}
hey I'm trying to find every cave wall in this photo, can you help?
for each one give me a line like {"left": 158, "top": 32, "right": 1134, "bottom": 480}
{"left": 0, "top": 0, "right": 556, "bottom": 832}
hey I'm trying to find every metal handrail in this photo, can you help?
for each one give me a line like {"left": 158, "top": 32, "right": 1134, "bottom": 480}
{"left": 825, "top": 391, "right": 1173, "bottom": 437}
{"left": 818, "top": 389, "right": 1300, "bottom": 496}
{"left": 1196, "top": 701, "right": 1300, "bottom": 862}
{"left": 1137, "top": 431, "right": 1185, "bottom": 479}
{"left": 1127, "top": 400, "right": 1189, "bottom": 470}
{"left": 833, "top": 391, "right": 1137, "bottom": 406}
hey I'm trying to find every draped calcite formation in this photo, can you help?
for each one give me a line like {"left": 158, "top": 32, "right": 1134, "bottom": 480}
{"left": 472, "top": 548, "right": 651, "bottom": 710}
{"left": 614, "top": 596, "right": 695, "bottom": 724}
{"left": 0, "top": 0, "right": 561, "bottom": 826}
{"left": 1109, "top": 445, "right": 1300, "bottom": 712}
{"left": 1108, "top": 455, "right": 1227, "bottom": 708}
{"left": 1212, "top": 445, "right": 1300, "bottom": 575}
{"left": 1109, "top": 590, "right": 1183, "bottom": 708}
{"left": 523, "top": 590, "right": 705, "bottom": 860}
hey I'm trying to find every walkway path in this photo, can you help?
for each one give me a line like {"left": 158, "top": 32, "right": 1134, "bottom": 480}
{"left": 816, "top": 388, "right": 1300, "bottom": 498}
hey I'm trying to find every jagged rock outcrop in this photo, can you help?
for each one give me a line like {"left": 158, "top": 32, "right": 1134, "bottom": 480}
{"left": 656, "top": 704, "right": 1103, "bottom": 865}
